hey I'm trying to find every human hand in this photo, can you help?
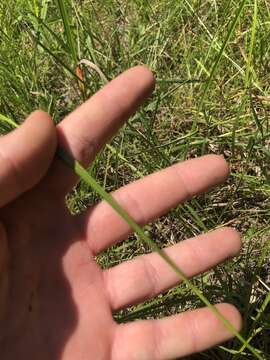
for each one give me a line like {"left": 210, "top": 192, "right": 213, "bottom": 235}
{"left": 0, "top": 66, "right": 241, "bottom": 359}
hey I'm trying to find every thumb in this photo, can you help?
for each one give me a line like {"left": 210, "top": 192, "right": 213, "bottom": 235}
{"left": 0, "top": 110, "right": 56, "bottom": 207}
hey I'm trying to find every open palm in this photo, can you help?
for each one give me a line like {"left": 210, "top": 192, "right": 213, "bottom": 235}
{"left": 0, "top": 67, "right": 241, "bottom": 359}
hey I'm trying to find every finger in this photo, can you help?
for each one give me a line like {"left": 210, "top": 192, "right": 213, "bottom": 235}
{"left": 78, "top": 154, "right": 229, "bottom": 254}
{"left": 112, "top": 303, "right": 242, "bottom": 360}
{"left": 47, "top": 66, "right": 155, "bottom": 196}
{"left": 0, "top": 111, "right": 56, "bottom": 207}
{"left": 104, "top": 227, "right": 241, "bottom": 310}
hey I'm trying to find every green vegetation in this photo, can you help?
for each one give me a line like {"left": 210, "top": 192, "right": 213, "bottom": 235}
{"left": 0, "top": 0, "right": 269, "bottom": 358}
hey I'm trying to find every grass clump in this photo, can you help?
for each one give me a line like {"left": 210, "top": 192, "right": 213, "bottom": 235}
{"left": 0, "top": 0, "right": 270, "bottom": 358}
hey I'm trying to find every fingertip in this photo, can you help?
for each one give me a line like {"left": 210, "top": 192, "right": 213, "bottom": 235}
{"left": 0, "top": 110, "right": 57, "bottom": 205}
{"left": 26, "top": 110, "right": 56, "bottom": 142}
{"left": 22, "top": 110, "right": 57, "bottom": 175}
{"left": 218, "top": 155, "right": 230, "bottom": 178}
{"left": 206, "top": 154, "right": 230, "bottom": 182}
{"left": 216, "top": 303, "right": 242, "bottom": 333}
{"left": 133, "top": 65, "right": 156, "bottom": 92}
{"left": 122, "top": 65, "right": 155, "bottom": 98}
{"left": 219, "top": 227, "right": 242, "bottom": 256}
{"left": 28, "top": 109, "right": 51, "bottom": 120}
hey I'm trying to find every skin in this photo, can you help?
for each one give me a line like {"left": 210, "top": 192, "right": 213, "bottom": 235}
{"left": 0, "top": 66, "right": 242, "bottom": 360}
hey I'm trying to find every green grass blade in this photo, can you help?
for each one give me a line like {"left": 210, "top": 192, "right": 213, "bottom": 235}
{"left": 32, "top": 0, "right": 39, "bottom": 17}
{"left": 233, "top": 289, "right": 270, "bottom": 359}
{"left": 183, "top": 203, "right": 208, "bottom": 232}
{"left": 29, "top": 33, "right": 83, "bottom": 83}
{"left": 244, "top": 0, "right": 258, "bottom": 87}
{"left": 56, "top": 0, "right": 77, "bottom": 65}
{"left": 250, "top": 93, "right": 264, "bottom": 138}
{"left": 106, "top": 144, "right": 144, "bottom": 178}
{"left": 0, "top": 113, "right": 18, "bottom": 128}
{"left": 40, "top": 0, "right": 49, "bottom": 21}
{"left": 29, "top": 11, "right": 68, "bottom": 52}
{"left": 199, "top": 0, "right": 248, "bottom": 108}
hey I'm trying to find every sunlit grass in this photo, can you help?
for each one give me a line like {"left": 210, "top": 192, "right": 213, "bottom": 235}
{"left": 0, "top": 0, "right": 269, "bottom": 358}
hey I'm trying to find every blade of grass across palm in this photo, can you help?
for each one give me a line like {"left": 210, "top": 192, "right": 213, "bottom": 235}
{"left": 58, "top": 148, "right": 262, "bottom": 359}
{"left": 199, "top": 0, "right": 248, "bottom": 109}
{"left": 0, "top": 114, "right": 263, "bottom": 359}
